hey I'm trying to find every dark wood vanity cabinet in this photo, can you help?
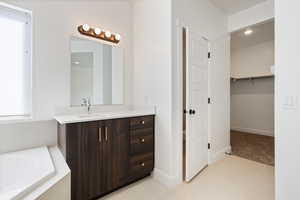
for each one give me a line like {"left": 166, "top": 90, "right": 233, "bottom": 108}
{"left": 59, "top": 115, "right": 154, "bottom": 200}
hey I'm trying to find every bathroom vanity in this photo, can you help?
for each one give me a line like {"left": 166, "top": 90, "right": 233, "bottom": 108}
{"left": 55, "top": 36, "right": 155, "bottom": 200}
{"left": 56, "top": 113, "right": 155, "bottom": 200}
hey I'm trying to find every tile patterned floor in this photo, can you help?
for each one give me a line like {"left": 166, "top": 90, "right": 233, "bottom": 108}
{"left": 100, "top": 156, "right": 274, "bottom": 200}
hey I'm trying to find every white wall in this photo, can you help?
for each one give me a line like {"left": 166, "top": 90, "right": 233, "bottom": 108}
{"left": 112, "top": 49, "right": 124, "bottom": 104}
{"left": 132, "top": 0, "right": 173, "bottom": 185}
{"left": 5, "top": 0, "right": 133, "bottom": 120}
{"left": 171, "top": 0, "right": 230, "bottom": 184}
{"left": 231, "top": 40, "right": 274, "bottom": 78}
{"left": 275, "top": 1, "right": 300, "bottom": 199}
{"left": 231, "top": 40, "right": 274, "bottom": 136}
{"left": 228, "top": 0, "right": 274, "bottom": 32}
{"left": 71, "top": 60, "right": 93, "bottom": 105}
{"left": 0, "top": 0, "right": 132, "bottom": 153}
{"left": 71, "top": 40, "right": 100, "bottom": 105}
{"left": 0, "top": 120, "right": 57, "bottom": 153}
{"left": 231, "top": 78, "right": 274, "bottom": 136}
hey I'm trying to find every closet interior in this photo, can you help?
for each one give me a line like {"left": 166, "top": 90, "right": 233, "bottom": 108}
{"left": 230, "top": 20, "right": 275, "bottom": 166}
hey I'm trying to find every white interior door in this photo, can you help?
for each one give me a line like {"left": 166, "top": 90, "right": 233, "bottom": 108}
{"left": 185, "top": 29, "right": 209, "bottom": 182}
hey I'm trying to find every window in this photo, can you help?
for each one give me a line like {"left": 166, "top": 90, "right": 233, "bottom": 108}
{"left": 0, "top": 3, "right": 32, "bottom": 118}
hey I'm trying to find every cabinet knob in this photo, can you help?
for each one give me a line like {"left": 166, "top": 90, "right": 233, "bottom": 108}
{"left": 141, "top": 138, "right": 145, "bottom": 143}
{"left": 141, "top": 120, "right": 145, "bottom": 124}
{"left": 141, "top": 163, "right": 145, "bottom": 167}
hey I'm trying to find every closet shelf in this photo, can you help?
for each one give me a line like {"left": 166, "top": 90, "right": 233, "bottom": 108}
{"left": 231, "top": 74, "right": 274, "bottom": 81}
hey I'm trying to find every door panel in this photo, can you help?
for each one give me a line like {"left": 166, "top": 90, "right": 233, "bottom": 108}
{"left": 100, "top": 120, "right": 113, "bottom": 194}
{"left": 185, "top": 30, "right": 209, "bottom": 182}
{"left": 111, "top": 119, "right": 130, "bottom": 188}
{"left": 84, "top": 121, "right": 103, "bottom": 199}
{"left": 66, "top": 123, "right": 89, "bottom": 200}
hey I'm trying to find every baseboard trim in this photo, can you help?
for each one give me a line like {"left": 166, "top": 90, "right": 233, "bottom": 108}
{"left": 209, "top": 146, "right": 231, "bottom": 164}
{"left": 231, "top": 127, "right": 274, "bottom": 137}
{"left": 153, "top": 168, "right": 178, "bottom": 188}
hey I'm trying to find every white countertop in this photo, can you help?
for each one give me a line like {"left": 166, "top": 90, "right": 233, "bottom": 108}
{"left": 54, "top": 110, "right": 155, "bottom": 124}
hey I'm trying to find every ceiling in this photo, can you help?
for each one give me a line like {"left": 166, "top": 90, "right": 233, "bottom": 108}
{"left": 210, "top": 0, "right": 267, "bottom": 15}
{"left": 231, "top": 20, "right": 274, "bottom": 50}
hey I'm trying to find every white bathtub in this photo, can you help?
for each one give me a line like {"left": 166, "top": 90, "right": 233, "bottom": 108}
{"left": 0, "top": 147, "right": 55, "bottom": 200}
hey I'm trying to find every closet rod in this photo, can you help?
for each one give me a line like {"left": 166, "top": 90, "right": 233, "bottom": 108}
{"left": 231, "top": 75, "right": 274, "bottom": 82}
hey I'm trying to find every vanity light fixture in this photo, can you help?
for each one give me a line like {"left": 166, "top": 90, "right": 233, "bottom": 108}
{"left": 82, "top": 24, "right": 90, "bottom": 32}
{"left": 73, "top": 61, "right": 80, "bottom": 65}
{"left": 94, "top": 28, "right": 102, "bottom": 35}
{"left": 115, "top": 34, "right": 121, "bottom": 41}
{"left": 244, "top": 28, "right": 253, "bottom": 35}
{"left": 105, "top": 31, "right": 112, "bottom": 38}
{"left": 78, "top": 24, "right": 121, "bottom": 44}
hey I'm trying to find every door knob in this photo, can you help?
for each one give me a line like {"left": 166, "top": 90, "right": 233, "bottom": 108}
{"left": 189, "top": 109, "right": 196, "bottom": 115}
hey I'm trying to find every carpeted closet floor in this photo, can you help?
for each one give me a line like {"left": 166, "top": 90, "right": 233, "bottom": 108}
{"left": 230, "top": 131, "right": 275, "bottom": 166}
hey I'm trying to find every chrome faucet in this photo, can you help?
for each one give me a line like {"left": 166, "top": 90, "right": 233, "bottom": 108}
{"left": 81, "top": 98, "right": 91, "bottom": 114}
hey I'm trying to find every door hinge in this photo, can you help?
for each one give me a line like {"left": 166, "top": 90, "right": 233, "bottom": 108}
{"left": 208, "top": 98, "right": 211, "bottom": 104}
{"left": 208, "top": 52, "right": 211, "bottom": 59}
{"left": 208, "top": 143, "right": 211, "bottom": 150}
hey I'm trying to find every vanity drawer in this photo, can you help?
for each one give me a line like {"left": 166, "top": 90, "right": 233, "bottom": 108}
{"left": 130, "top": 116, "right": 154, "bottom": 130}
{"left": 129, "top": 153, "right": 154, "bottom": 180}
{"left": 130, "top": 127, "right": 153, "bottom": 137}
{"left": 130, "top": 134, "right": 154, "bottom": 155}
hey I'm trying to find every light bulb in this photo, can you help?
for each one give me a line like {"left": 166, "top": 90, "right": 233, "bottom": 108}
{"left": 94, "top": 28, "right": 102, "bottom": 35}
{"left": 244, "top": 29, "right": 253, "bottom": 35}
{"left": 115, "top": 34, "right": 121, "bottom": 41}
{"left": 105, "top": 31, "right": 112, "bottom": 38}
{"left": 73, "top": 61, "right": 80, "bottom": 65}
{"left": 82, "top": 24, "right": 90, "bottom": 32}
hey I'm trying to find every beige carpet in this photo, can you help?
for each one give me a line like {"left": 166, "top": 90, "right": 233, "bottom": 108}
{"left": 231, "top": 131, "right": 275, "bottom": 166}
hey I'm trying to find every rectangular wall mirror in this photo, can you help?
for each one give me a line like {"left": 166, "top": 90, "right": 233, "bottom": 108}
{"left": 70, "top": 36, "right": 124, "bottom": 106}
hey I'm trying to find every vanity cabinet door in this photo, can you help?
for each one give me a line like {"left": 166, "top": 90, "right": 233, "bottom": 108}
{"left": 111, "top": 118, "right": 130, "bottom": 188}
{"left": 66, "top": 122, "right": 88, "bottom": 200}
{"left": 84, "top": 121, "right": 104, "bottom": 199}
{"left": 100, "top": 120, "right": 113, "bottom": 194}
{"left": 66, "top": 121, "right": 104, "bottom": 200}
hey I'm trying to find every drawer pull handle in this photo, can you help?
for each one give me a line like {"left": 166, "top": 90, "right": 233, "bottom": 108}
{"left": 141, "top": 163, "right": 145, "bottom": 167}
{"left": 141, "top": 138, "right": 145, "bottom": 143}
{"left": 99, "top": 128, "right": 102, "bottom": 143}
{"left": 141, "top": 120, "right": 145, "bottom": 124}
{"left": 105, "top": 127, "right": 108, "bottom": 141}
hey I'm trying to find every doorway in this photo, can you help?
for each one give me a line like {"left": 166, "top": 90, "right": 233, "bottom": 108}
{"left": 230, "top": 20, "right": 275, "bottom": 166}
